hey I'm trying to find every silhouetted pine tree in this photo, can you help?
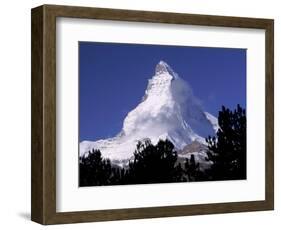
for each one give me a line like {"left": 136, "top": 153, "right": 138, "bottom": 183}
{"left": 206, "top": 104, "right": 246, "bottom": 180}
{"left": 79, "top": 149, "right": 112, "bottom": 186}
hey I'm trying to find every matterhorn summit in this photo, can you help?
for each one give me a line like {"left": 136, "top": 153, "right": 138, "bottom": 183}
{"left": 80, "top": 61, "right": 218, "bottom": 165}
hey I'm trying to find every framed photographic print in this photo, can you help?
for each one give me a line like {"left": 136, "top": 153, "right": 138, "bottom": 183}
{"left": 31, "top": 4, "right": 274, "bottom": 225}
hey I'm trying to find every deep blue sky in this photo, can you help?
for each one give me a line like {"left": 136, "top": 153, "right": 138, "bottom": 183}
{"left": 79, "top": 42, "right": 246, "bottom": 141}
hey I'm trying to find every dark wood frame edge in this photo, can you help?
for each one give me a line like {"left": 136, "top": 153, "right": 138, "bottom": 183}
{"left": 31, "top": 4, "right": 274, "bottom": 225}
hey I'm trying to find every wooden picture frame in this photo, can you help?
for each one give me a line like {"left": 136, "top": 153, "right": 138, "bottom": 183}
{"left": 31, "top": 4, "right": 274, "bottom": 225}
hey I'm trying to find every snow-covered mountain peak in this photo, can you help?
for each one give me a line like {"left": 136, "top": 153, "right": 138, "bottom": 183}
{"left": 155, "top": 60, "right": 178, "bottom": 78}
{"left": 80, "top": 61, "right": 218, "bottom": 164}
{"left": 155, "top": 60, "right": 170, "bottom": 75}
{"left": 142, "top": 61, "right": 179, "bottom": 102}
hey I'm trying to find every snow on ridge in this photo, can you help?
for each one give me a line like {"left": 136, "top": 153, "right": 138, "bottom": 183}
{"left": 204, "top": 111, "right": 219, "bottom": 132}
{"left": 155, "top": 60, "right": 179, "bottom": 78}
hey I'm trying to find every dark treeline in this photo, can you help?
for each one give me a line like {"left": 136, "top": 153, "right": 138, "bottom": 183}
{"left": 206, "top": 104, "right": 246, "bottom": 180}
{"left": 79, "top": 139, "right": 192, "bottom": 186}
{"left": 79, "top": 104, "right": 246, "bottom": 187}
